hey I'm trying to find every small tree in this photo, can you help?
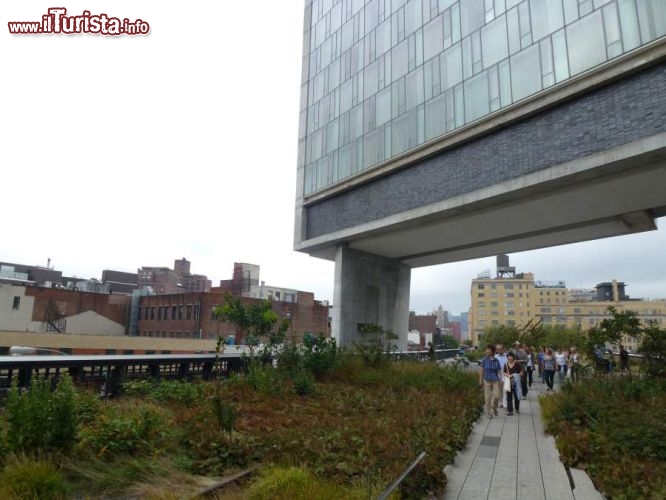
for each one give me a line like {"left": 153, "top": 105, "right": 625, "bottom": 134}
{"left": 353, "top": 323, "right": 398, "bottom": 367}
{"left": 213, "top": 295, "right": 289, "bottom": 359}
{"left": 585, "top": 307, "right": 643, "bottom": 373}
{"left": 638, "top": 322, "right": 666, "bottom": 379}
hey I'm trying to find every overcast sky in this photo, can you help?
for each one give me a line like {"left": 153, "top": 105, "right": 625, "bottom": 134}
{"left": 2, "top": 1, "right": 665, "bottom": 317}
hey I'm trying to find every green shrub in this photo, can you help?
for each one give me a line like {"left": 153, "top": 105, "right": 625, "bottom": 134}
{"left": 211, "top": 385, "right": 236, "bottom": 434}
{"left": 0, "top": 454, "right": 69, "bottom": 500}
{"left": 123, "top": 380, "right": 203, "bottom": 406}
{"left": 246, "top": 360, "right": 283, "bottom": 395}
{"left": 292, "top": 369, "right": 315, "bottom": 396}
{"left": 639, "top": 324, "right": 666, "bottom": 379}
{"left": 5, "top": 374, "right": 78, "bottom": 454}
{"left": 77, "top": 403, "right": 168, "bottom": 458}
{"left": 248, "top": 466, "right": 371, "bottom": 500}
{"left": 540, "top": 376, "right": 666, "bottom": 497}
{"left": 303, "top": 335, "right": 339, "bottom": 377}
{"left": 275, "top": 342, "right": 304, "bottom": 377}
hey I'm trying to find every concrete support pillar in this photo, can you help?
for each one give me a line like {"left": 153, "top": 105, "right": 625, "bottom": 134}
{"left": 332, "top": 245, "right": 411, "bottom": 351}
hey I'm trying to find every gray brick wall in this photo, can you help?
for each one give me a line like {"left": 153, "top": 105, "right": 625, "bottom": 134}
{"left": 305, "top": 62, "right": 666, "bottom": 239}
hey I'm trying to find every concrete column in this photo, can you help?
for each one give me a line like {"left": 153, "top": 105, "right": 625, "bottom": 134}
{"left": 332, "top": 245, "right": 411, "bottom": 351}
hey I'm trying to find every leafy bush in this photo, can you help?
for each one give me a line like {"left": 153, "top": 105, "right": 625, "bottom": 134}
{"left": 76, "top": 402, "right": 168, "bottom": 458}
{"left": 248, "top": 466, "right": 373, "bottom": 500}
{"left": 353, "top": 323, "right": 398, "bottom": 368}
{"left": 0, "top": 454, "right": 69, "bottom": 500}
{"left": 123, "top": 379, "right": 203, "bottom": 406}
{"left": 639, "top": 323, "right": 666, "bottom": 379}
{"left": 303, "top": 335, "right": 339, "bottom": 377}
{"left": 540, "top": 376, "right": 666, "bottom": 497}
{"left": 246, "top": 360, "right": 283, "bottom": 395}
{"left": 292, "top": 369, "right": 315, "bottom": 396}
{"left": 5, "top": 374, "right": 78, "bottom": 454}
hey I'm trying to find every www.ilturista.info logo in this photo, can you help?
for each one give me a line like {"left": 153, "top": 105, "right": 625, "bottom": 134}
{"left": 8, "top": 7, "right": 150, "bottom": 36}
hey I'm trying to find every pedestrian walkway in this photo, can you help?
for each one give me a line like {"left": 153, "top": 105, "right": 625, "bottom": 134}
{"left": 442, "top": 379, "right": 603, "bottom": 500}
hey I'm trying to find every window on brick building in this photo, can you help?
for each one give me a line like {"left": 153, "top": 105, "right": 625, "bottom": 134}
{"left": 158, "top": 306, "right": 162, "bottom": 320}
{"left": 172, "top": 305, "right": 177, "bottom": 319}
{"left": 194, "top": 305, "right": 199, "bottom": 320}
{"left": 150, "top": 307, "right": 155, "bottom": 320}
{"left": 12, "top": 296, "right": 20, "bottom": 309}
{"left": 186, "top": 305, "right": 192, "bottom": 320}
{"left": 178, "top": 306, "right": 184, "bottom": 320}
{"left": 144, "top": 307, "right": 149, "bottom": 320}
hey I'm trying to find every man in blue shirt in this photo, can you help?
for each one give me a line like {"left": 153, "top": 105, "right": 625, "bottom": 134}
{"left": 479, "top": 344, "right": 502, "bottom": 419}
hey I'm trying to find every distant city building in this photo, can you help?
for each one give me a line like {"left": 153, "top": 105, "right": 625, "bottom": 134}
{"left": 136, "top": 290, "right": 330, "bottom": 343}
{"left": 101, "top": 269, "right": 139, "bottom": 295}
{"left": 0, "top": 260, "right": 63, "bottom": 287}
{"left": 0, "top": 283, "right": 130, "bottom": 336}
{"left": 469, "top": 258, "right": 666, "bottom": 350}
{"left": 138, "top": 258, "right": 211, "bottom": 295}
{"left": 67, "top": 278, "right": 111, "bottom": 294}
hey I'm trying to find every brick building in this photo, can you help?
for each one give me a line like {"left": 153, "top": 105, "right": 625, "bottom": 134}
{"left": 137, "top": 290, "right": 330, "bottom": 343}
{"left": 1, "top": 283, "right": 131, "bottom": 336}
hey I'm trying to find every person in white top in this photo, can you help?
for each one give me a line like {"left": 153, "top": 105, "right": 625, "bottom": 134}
{"left": 495, "top": 345, "right": 508, "bottom": 408}
{"left": 555, "top": 348, "right": 567, "bottom": 383}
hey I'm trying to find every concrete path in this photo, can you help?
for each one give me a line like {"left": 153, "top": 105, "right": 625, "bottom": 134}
{"left": 442, "top": 378, "right": 603, "bottom": 500}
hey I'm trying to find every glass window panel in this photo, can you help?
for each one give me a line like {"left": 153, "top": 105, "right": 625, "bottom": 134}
{"left": 552, "top": 29, "right": 570, "bottom": 82}
{"left": 417, "top": 104, "right": 425, "bottom": 144}
{"left": 489, "top": 65, "right": 500, "bottom": 111}
{"left": 562, "top": 0, "right": 579, "bottom": 24}
{"left": 425, "top": 92, "right": 447, "bottom": 140}
{"left": 618, "top": 0, "right": 641, "bottom": 51}
{"left": 507, "top": 7, "right": 521, "bottom": 54}
{"left": 593, "top": 0, "right": 612, "bottom": 7}
{"left": 423, "top": 14, "right": 444, "bottom": 61}
{"left": 451, "top": 3, "right": 462, "bottom": 41}
{"left": 376, "top": 87, "right": 392, "bottom": 125}
{"left": 529, "top": 0, "right": 564, "bottom": 42}
{"left": 331, "top": 3, "right": 343, "bottom": 33}
{"left": 377, "top": 19, "right": 392, "bottom": 56}
{"left": 415, "top": 29, "right": 424, "bottom": 66}
{"left": 464, "top": 70, "right": 490, "bottom": 122}
{"left": 392, "top": 112, "right": 411, "bottom": 154}
{"left": 338, "top": 143, "right": 352, "bottom": 179}
{"left": 316, "top": 156, "right": 330, "bottom": 190}
{"left": 327, "top": 119, "right": 339, "bottom": 153}
{"left": 636, "top": 0, "right": 666, "bottom": 43}
{"left": 405, "top": 0, "right": 423, "bottom": 36}
{"left": 350, "top": 104, "right": 364, "bottom": 139}
{"left": 471, "top": 31, "right": 482, "bottom": 72}
{"left": 304, "top": 164, "right": 316, "bottom": 194}
{"left": 566, "top": 10, "right": 606, "bottom": 76}
{"left": 603, "top": 3, "right": 623, "bottom": 58}
{"left": 482, "top": 15, "right": 509, "bottom": 68}
{"left": 496, "top": 0, "right": 507, "bottom": 15}
{"left": 365, "top": 0, "right": 379, "bottom": 33}
{"left": 454, "top": 84, "right": 465, "bottom": 127}
{"left": 462, "top": 36, "right": 473, "bottom": 79}
{"left": 340, "top": 80, "right": 352, "bottom": 113}
{"left": 439, "top": 0, "right": 457, "bottom": 9}
{"left": 499, "top": 64, "right": 512, "bottom": 104}
{"left": 460, "top": 0, "right": 486, "bottom": 37}
{"left": 364, "top": 128, "right": 383, "bottom": 167}
{"left": 392, "top": 39, "right": 409, "bottom": 81}
{"left": 518, "top": 1, "right": 531, "bottom": 47}
{"left": 364, "top": 61, "right": 379, "bottom": 99}
{"left": 540, "top": 38, "right": 555, "bottom": 88}
{"left": 406, "top": 67, "right": 425, "bottom": 109}
{"left": 579, "top": 0, "right": 593, "bottom": 17}
{"left": 441, "top": 42, "right": 463, "bottom": 90}
{"left": 510, "top": 44, "right": 542, "bottom": 101}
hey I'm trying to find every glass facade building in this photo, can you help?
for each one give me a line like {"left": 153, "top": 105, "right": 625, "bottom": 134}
{"left": 298, "top": 0, "right": 666, "bottom": 196}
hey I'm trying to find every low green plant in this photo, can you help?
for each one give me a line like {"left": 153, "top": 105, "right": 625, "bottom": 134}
{"left": 292, "top": 369, "right": 315, "bottom": 396}
{"left": 5, "top": 374, "right": 78, "bottom": 454}
{"left": 353, "top": 323, "right": 398, "bottom": 368}
{"left": 540, "top": 376, "right": 666, "bottom": 497}
{"left": 247, "top": 466, "right": 375, "bottom": 500}
{"left": 246, "top": 360, "right": 283, "bottom": 395}
{"left": 0, "top": 454, "right": 69, "bottom": 500}
{"left": 639, "top": 323, "right": 666, "bottom": 379}
{"left": 76, "top": 402, "right": 168, "bottom": 458}
{"left": 211, "top": 384, "right": 236, "bottom": 434}
{"left": 302, "top": 335, "right": 339, "bottom": 377}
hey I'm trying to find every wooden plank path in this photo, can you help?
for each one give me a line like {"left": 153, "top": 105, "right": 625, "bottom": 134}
{"left": 442, "top": 379, "right": 604, "bottom": 500}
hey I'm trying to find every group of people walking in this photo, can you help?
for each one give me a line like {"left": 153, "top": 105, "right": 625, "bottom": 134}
{"left": 478, "top": 342, "right": 580, "bottom": 419}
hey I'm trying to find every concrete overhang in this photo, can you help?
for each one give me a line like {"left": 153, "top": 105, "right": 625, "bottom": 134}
{"left": 297, "top": 134, "right": 666, "bottom": 268}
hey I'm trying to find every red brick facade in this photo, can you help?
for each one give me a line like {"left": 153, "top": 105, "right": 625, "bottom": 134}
{"left": 24, "top": 287, "right": 131, "bottom": 333}
{"left": 137, "top": 291, "right": 330, "bottom": 343}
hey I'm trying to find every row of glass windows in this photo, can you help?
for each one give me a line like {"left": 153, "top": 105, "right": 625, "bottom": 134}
{"left": 139, "top": 305, "right": 200, "bottom": 321}
{"left": 139, "top": 331, "right": 206, "bottom": 339}
{"left": 300, "top": 0, "right": 666, "bottom": 195}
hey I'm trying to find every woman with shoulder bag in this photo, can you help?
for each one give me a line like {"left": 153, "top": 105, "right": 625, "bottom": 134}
{"left": 503, "top": 352, "right": 524, "bottom": 415}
